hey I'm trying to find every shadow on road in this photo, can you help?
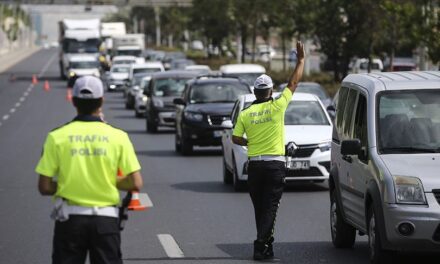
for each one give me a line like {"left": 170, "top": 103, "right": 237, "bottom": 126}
{"left": 217, "top": 242, "right": 440, "bottom": 264}
{"left": 107, "top": 106, "right": 127, "bottom": 111}
{"left": 284, "top": 182, "right": 329, "bottom": 193}
{"left": 171, "top": 181, "right": 236, "bottom": 194}
{"left": 124, "top": 129, "right": 147, "bottom": 135}
{"left": 112, "top": 114, "right": 138, "bottom": 120}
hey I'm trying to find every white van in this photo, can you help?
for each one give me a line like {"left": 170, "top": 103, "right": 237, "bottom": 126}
{"left": 330, "top": 71, "right": 440, "bottom": 263}
{"left": 350, "top": 58, "right": 383, "bottom": 73}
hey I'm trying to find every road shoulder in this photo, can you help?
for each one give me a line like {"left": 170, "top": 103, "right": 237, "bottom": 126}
{"left": 0, "top": 46, "right": 42, "bottom": 73}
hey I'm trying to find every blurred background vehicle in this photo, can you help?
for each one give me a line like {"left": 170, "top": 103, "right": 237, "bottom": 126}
{"left": 111, "top": 55, "right": 137, "bottom": 65}
{"left": 184, "top": 65, "right": 211, "bottom": 75}
{"left": 144, "top": 71, "right": 200, "bottom": 133}
{"left": 162, "top": 51, "right": 186, "bottom": 70}
{"left": 170, "top": 58, "right": 195, "bottom": 70}
{"left": 134, "top": 76, "right": 152, "bottom": 118}
{"left": 350, "top": 58, "right": 384, "bottom": 73}
{"left": 66, "top": 54, "right": 100, "bottom": 87}
{"left": 219, "top": 64, "right": 266, "bottom": 89}
{"left": 174, "top": 76, "right": 252, "bottom": 155}
{"left": 104, "top": 64, "right": 130, "bottom": 92}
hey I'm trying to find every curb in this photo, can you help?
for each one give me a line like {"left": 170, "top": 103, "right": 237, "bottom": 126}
{"left": 0, "top": 46, "right": 42, "bottom": 74}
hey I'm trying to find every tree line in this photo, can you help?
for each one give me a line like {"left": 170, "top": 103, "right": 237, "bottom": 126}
{"left": 105, "top": 0, "right": 439, "bottom": 80}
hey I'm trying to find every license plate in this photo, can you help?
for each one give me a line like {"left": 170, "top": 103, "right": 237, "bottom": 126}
{"left": 213, "top": 131, "right": 223, "bottom": 137}
{"left": 290, "top": 161, "right": 310, "bottom": 170}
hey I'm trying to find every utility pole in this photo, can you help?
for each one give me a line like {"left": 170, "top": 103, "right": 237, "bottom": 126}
{"left": 154, "top": 6, "right": 161, "bottom": 47}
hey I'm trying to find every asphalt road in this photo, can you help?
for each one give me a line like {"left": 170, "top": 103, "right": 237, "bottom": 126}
{"left": 0, "top": 49, "right": 436, "bottom": 264}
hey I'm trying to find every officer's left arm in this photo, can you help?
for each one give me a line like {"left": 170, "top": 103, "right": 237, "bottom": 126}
{"left": 38, "top": 175, "right": 57, "bottom": 195}
{"left": 117, "top": 170, "right": 143, "bottom": 191}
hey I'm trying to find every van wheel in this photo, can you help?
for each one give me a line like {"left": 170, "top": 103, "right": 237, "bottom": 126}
{"left": 368, "top": 206, "right": 393, "bottom": 264}
{"left": 330, "top": 190, "right": 356, "bottom": 248}
{"left": 222, "top": 154, "right": 233, "bottom": 184}
{"left": 232, "top": 155, "right": 246, "bottom": 191}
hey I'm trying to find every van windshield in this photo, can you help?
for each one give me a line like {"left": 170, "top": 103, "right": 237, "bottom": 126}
{"left": 223, "top": 73, "right": 262, "bottom": 86}
{"left": 378, "top": 90, "right": 440, "bottom": 153}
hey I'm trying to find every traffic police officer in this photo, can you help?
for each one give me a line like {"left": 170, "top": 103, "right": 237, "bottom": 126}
{"left": 232, "top": 41, "right": 305, "bottom": 261}
{"left": 36, "top": 76, "right": 143, "bottom": 264}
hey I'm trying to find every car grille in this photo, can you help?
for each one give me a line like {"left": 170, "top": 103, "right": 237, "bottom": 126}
{"left": 287, "top": 167, "right": 323, "bottom": 177}
{"left": 208, "top": 115, "right": 230, "bottom": 126}
{"left": 433, "top": 190, "right": 440, "bottom": 205}
{"left": 287, "top": 144, "right": 318, "bottom": 158}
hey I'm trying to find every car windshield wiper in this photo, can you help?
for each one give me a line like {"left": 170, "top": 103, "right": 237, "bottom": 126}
{"left": 381, "top": 147, "right": 438, "bottom": 153}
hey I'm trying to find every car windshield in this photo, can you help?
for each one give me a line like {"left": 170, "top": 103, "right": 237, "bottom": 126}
{"left": 284, "top": 101, "right": 329, "bottom": 125}
{"left": 113, "top": 60, "right": 135, "bottom": 65}
{"left": 296, "top": 84, "right": 329, "bottom": 100}
{"left": 111, "top": 66, "right": 129, "bottom": 73}
{"left": 116, "top": 50, "right": 142, "bottom": 57}
{"left": 132, "top": 74, "right": 149, "bottom": 86}
{"left": 223, "top": 73, "right": 262, "bottom": 86}
{"left": 64, "top": 39, "right": 99, "bottom": 53}
{"left": 153, "top": 78, "right": 191, "bottom": 97}
{"left": 190, "top": 83, "right": 250, "bottom": 103}
{"left": 70, "top": 61, "right": 99, "bottom": 69}
{"left": 140, "top": 79, "right": 150, "bottom": 90}
{"left": 378, "top": 90, "right": 440, "bottom": 153}
{"left": 133, "top": 68, "right": 162, "bottom": 75}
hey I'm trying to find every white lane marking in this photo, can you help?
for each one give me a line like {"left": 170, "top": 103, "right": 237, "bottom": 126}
{"left": 157, "top": 234, "right": 184, "bottom": 258}
{"left": 10, "top": 108, "right": 16, "bottom": 113}
{"left": 37, "top": 52, "right": 57, "bottom": 77}
{"left": 19, "top": 97, "right": 25, "bottom": 102}
{"left": 15, "top": 102, "right": 20, "bottom": 107}
{"left": 3, "top": 115, "right": 9, "bottom": 121}
{"left": 139, "top": 192, "right": 154, "bottom": 208}
{"left": 23, "top": 92, "right": 29, "bottom": 97}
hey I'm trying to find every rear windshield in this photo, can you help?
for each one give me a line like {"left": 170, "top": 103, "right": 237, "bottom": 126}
{"left": 70, "top": 61, "right": 99, "bottom": 69}
{"left": 133, "top": 68, "right": 162, "bottom": 75}
{"left": 111, "top": 66, "right": 129, "bottom": 73}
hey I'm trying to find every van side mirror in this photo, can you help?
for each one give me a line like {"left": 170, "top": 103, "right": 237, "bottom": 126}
{"left": 327, "top": 105, "right": 335, "bottom": 112}
{"left": 221, "top": 120, "right": 233, "bottom": 129}
{"left": 173, "top": 98, "right": 186, "bottom": 105}
{"left": 341, "top": 139, "right": 361, "bottom": 156}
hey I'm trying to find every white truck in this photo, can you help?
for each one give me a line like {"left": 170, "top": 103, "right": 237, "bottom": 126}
{"left": 111, "top": 34, "right": 145, "bottom": 63}
{"left": 101, "top": 22, "right": 126, "bottom": 53}
{"left": 58, "top": 19, "right": 101, "bottom": 79}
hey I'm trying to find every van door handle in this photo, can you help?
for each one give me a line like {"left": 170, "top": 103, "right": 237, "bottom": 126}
{"left": 342, "top": 155, "right": 352, "bottom": 163}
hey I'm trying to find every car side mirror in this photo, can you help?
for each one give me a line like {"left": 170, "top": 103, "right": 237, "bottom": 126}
{"left": 221, "top": 120, "right": 233, "bottom": 129}
{"left": 341, "top": 139, "right": 361, "bottom": 156}
{"left": 173, "top": 98, "right": 186, "bottom": 105}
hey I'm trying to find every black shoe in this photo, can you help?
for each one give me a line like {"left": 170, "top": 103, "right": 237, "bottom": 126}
{"left": 253, "top": 240, "right": 276, "bottom": 261}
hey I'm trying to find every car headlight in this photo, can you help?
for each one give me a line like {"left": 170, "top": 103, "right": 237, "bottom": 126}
{"left": 319, "top": 141, "right": 331, "bottom": 152}
{"left": 142, "top": 96, "right": 148, "bottom": 102}
{"left": 69, "top": 71, "right": 76, "bottom": 77}
{"left": 393, "top": 176, "right": 426, "bottom": 204}
{"left": 153, "top": 99, "right": 164, "bottom": 108}
{"left": 184, "top": 112, "right": 203, "bottom": 122}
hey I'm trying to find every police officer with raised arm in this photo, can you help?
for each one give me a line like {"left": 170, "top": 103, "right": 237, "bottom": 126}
{"left": 232, "top": 41, "right": 305, "bottom": 261}
{"left": 36, "top": 76, "right": 143, "bottom": 264}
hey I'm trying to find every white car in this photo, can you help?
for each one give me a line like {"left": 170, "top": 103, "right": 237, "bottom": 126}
{"left": 112, "top": 55, "right": 138, "bottom": 65}
{"left": 219, "top": 64, "right": 266, "bottom": 89}
{"left": 124, "top": 62, "right": 165, "bottom": 98}
{"left": 134, "top": 76, "right": 152, "bottom": 117}
{"left": 221, "top": 92, "right": 333, "bottom": 191}
{"left": 184, "top": 64, "right": 211, "bottom": 75}
{"left": 105, "top": 64, "right": 130, "bottom": 92}
{"left": 67, "top": 55, "right": 100, "bottom": 79}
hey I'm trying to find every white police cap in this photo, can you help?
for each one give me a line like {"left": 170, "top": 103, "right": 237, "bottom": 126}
{"left": 72, "top": 76, "right": 104, "bottom": 99}
{"left": 253, "top": 74, "right": 273, "bottom": 90}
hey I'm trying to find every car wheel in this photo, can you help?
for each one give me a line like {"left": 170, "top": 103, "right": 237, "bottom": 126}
{"left": 181, "top": 135, "right": 193, "bottom": 156}
{"left": 330, "top": 190, "right": 356, "bottom": 248}
{"left": 146, "top": 119, "right": 158, "bottom": 133}
{"left": 222, "top": 154, "right": 233, "bottom": 184}
{"left": 368, "top": 205, "right": 393, "bottom": 264}
{"left": 175, "top": 133, "right": 182, "bottom": 153}
{"left": 232, "top": 155, "right": 246, "bottom": 191}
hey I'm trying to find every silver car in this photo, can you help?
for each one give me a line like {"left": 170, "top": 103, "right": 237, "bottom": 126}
{"left": 330, "top": 71, "right": 440, "bottom": 263}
